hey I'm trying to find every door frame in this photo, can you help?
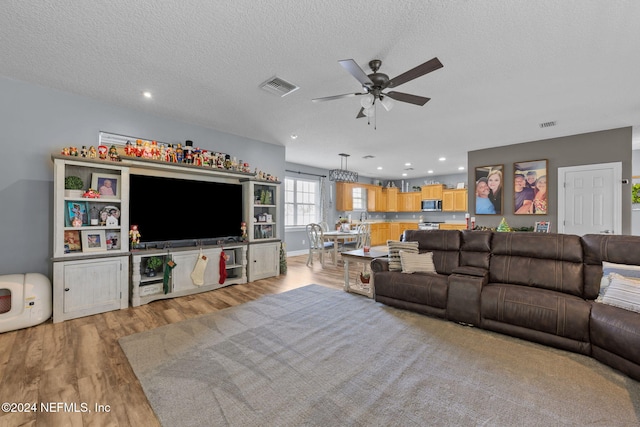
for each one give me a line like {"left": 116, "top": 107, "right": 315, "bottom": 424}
{"left": 557, "top": 162, "right": 622, "bottom": 234}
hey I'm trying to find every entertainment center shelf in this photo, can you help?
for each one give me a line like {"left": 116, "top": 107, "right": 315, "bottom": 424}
{"left": 51, "top": 154, "right": 281, "bottom": 322}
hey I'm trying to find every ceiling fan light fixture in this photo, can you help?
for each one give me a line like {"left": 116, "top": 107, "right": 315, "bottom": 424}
{"left": 360, "top": 93, "right": 374, "bottom": 109}
{"left": 363, "top": 106, "right": 375, "bottom": 117}
{"left": 380, "top": 96, "right": 394, "bottom": 112}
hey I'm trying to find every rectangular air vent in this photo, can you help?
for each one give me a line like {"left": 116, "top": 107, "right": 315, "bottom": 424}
{"left": 539, "top": 121, "right": 556, "bottom": 128}
{"left": 260, "top": 76, "right": 300, "bottom": 97}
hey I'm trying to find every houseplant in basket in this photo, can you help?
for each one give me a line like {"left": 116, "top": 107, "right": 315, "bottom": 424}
{"left": 360, "top": 272, "right": 370, "bottom": 284}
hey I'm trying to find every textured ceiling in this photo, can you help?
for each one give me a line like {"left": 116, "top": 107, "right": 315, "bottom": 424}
{"left": 2, "top": 1, "right": 640, "bottom": 179}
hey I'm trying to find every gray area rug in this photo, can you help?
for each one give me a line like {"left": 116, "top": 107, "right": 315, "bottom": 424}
{"left": 119, "top": 284, "right": 640, "bottom": 427}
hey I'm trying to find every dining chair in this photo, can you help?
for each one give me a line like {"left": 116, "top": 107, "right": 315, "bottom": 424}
{"left": 305, "top": 223, "right": 335, "bottom": 267}
{"left": 341, "top": 222, "right": 371, "bottom": 251}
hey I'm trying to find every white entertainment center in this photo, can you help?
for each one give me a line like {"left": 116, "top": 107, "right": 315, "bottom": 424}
{"left": 52, "top": 154, "right": 280, "bottom": 323}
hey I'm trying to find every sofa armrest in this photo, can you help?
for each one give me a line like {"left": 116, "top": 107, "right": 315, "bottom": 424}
{"left": 451, "top": 266, "right": 489, "bottom": 279}
{"left": 371, "top": 257, "right": 390, "bottom": 273}
{"left": 446, "top": 273, "right": 487, "bottom": 326}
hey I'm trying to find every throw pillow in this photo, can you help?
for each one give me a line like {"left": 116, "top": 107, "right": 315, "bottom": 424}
{"left": 387, "top": 240, "right": 419, "bottom": 272}
{"left": 400, "top": 251, "right": 436, "bottom": 274}
{"left": 598, "top": 261, "right": 640, "bottom": 300}
{"left": 600, "top": 273, "right": 640, "bottom": 314}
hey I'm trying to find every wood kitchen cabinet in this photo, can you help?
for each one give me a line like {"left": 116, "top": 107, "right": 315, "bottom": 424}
{"left": 367, "top": 185, "right": 384, "bottom": 212}
{"left": 442, "top": 189, "right": 468, "bottom": 212}
{"left": 383, "top": 187, "right": 398, "bottom": 212}
{"left": 335, "top": 182, "right": 354, "bottom": 211}
{"left": 421, "top": 184, "right": 445, "bottom": 200}
{"left": 370, "top": 222, "right": 390, "bottom": 246}
{"left": 398, "top": 192, "right": 421, "bottom": 212}
{"left": 439, "top": 223, "right": 467, "bottom": 231}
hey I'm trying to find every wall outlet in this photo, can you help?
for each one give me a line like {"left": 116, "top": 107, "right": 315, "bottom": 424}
{"left": 302, "top": 239, "right": 305, "bottom": 245}
{"left": 395, "top": 214, "right": 399, "bottom": 218}
{"left": 452, "top": 215, "right": 456, "bottom": 219}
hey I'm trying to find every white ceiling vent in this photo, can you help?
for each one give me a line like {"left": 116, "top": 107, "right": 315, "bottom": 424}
{"left": 539, "top": 121, "right": 556, "bottom": 128}
{"left": 260, "top": 76, "right": 299, "bottom": 97}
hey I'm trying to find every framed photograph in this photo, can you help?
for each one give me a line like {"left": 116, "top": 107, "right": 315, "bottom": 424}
{"left": 99, "top": 205, "right": 120, "bottom": 227}
{"left": 81, "top": 230, "right": 106, "bottom": 252}
{"left": 66, "top": 201, "right": 88, "bottom": 227}
{"left": 226, "top": 250, "right": 236, "bottom": 266}
{"left": 514, "top": 159, "right": 548, "bottom": 215}
{"left": 105, "top": 231, "right": 121, "bottom": 250}
{"left": 91, "top": 173, "right": 120, "bottom": 199}
{"left": 474, "top": 165, "right": 503, "bottom": 215}
{"left": 534, "top": 221, "right": 551, "bottom": 233}
{"left": 64, "top": 230, "right": 82, "bottom": 253}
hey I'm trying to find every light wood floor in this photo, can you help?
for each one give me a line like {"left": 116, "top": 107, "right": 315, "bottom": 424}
{"left": 0, "top": 254, "right": 356, "bottom": 427}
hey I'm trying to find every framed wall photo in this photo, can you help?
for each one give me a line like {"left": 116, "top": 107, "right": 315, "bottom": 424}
{"left": 514, "top": 159, "right": 548, "bottom": 215}
{"left": 92, "top": 173, "right": 120, "bottom": 199}
{"left": 534, "top": 221, "right": 551, "bottom": 233}
{"left": 474, "top": 165, "right": 503, "bottom": 215}
{"left": 81, "top": 230, "right": 106, "bottom": 252}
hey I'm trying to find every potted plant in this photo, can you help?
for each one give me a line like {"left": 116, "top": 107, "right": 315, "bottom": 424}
{"left": 145, "top": 256, "right": 163, "bottom": 277}
{"left": 360, "top": 272, "right": 370, "bottom": 284}
{"left": 64, "top": 176, "right": 84, "bottom": 198}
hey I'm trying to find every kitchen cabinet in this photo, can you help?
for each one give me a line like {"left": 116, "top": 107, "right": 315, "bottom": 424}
{"left": 398, "top": 192, "right": 421, "bottom": 212}
{"left": 370, "top": 222, "right": 389, "bottom": 246}
{"left": 439, "top": 223, "right": 467, "bottom": 231}
{"left": 367, "top": 185, "right": 384, "bottom": 212}
{"left": 421, "top": 184, "right": 445, "bottom": 200}
{"left": 442, "top": 189, "right": 468, "bottom": 212}
{"left": 336, "top": 182, "right": 354, "bottom": 211}
{"left": 383, "top": 187, "right": 398, "bottom": 212}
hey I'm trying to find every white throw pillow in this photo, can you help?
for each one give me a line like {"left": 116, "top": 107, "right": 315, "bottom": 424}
{"left": 400, "top": 251, "right": 436, "bottom": 274}
{"left": 600, "top": 273, "right": 640, "bottom": 314}
{"left": 598, "top": 262, "right": 640, "bottom": 300}
{"left": 387, "top": 240, "right": 419, "bottom": 272}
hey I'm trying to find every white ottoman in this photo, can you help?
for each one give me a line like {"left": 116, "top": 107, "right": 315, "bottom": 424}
{"left": 0, "top": 273, "right": 52, "bottom": 333}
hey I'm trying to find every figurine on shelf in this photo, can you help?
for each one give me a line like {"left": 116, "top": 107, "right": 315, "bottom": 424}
{"left": 82, "top": 188, "right": 100, "bottom": 199}
{"left": 80, "top": 146, "right": 88, "bottom": 158}
{"left": 142, "top": 141, "right": 152, "bottom": 158}
{"left": 88, "top": 146, "right": 97, "bottom": 158}
{"left": 175, "top": 144, "right": 184, "bottom": 163}
{"left": 70, "top": 146, "right": 78, "bottom": 156}
{"left": 160, "top": 143, "right": 167, "bottom": 161}
{"left": 166, "top": 144, "right": 175, "bottom": 162}
{"left": 98, "top": 145, "right": 108, "bottom": 160}
{"left": 124, "top": 141, "right": 134, "bottom": 156}
{"left": 134, "top": 139, "right": 144, "bottom": 157}
{"left": 151, "top": 141, "right": 161, "bottom": 160}
{"left": 129, "top": 225, "right": 141, "bottom": 247}
{"left": 240, "top": 221, "right": 247, "bottom": 241}
{"left": 108, "top": 145, "right": 120, "bottom": 161}
{"left": 61, "top": 147, "right": 70, "bottom": 156}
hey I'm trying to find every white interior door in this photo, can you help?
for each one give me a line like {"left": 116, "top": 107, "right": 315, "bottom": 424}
{"left": 558, "top": 162, "right": 621, "bottom": 235}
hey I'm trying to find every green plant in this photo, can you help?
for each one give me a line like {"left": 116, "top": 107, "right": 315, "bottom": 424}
{"left": 64, "top": 176, "right": 83, "bottom": 190}
{"left": 146, "top": 256, "right": 163, "bottom": 271}
{"left": 633, "top": 184, "right": 640, "bottom": 204}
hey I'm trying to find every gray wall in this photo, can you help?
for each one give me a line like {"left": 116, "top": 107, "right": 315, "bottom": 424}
{"left": 468, "top": 127, "right": 632, "bottom": 233}
{"left": 0, "top": 76, "right": 285, "bottom": 277}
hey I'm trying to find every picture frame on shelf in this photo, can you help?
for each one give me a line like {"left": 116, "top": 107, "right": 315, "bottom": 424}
{"left": 66, "top": 201, "right": 88, "bottom": 227}
{"left": 99, "top": 205, "right": 120, "bottom": 227}
{"left": 514, "top": 159, "right": 548, "bottom": 215}
{"left": 81, "top": 230, "right": 107, "bottom": 252}
{"left": 92, "top": 173, "right": 120, "bottom": 198}
{"left": 63, "top": 230, "right": 82, "bottom": 253}
{"left": 226, "top": 250, "right": 235, "bottom": 266}
{"left": 105, "top": 231, "right": 121, "bottom": 250}
{"left": 534, "top": 221, "right": 551, "bottom": 233}
{"left": 474, "top": 164, "right": 503, "bottom": 215}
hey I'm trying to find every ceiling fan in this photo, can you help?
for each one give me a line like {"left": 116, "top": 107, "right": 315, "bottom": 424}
{"left": 312, "top": 57, "right": 443, "bottom": 119}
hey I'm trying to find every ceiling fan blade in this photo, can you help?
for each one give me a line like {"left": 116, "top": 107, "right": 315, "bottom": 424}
{"left": 387, "top": 57, "right": 443, "bottom": 88}
{"left": 339, "top": 59, "right": 374, "bottom": 87}
{"left": 312, "top": 92, "right": 365, "bottom": 103}
{"left": 356, "top": 107, "right": 366, "bottom": 119}
{"left": 385, "top": 91, "right": 431, "bottom": 106}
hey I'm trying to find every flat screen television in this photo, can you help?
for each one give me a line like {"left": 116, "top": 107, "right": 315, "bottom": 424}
{"left": 129, "top": 174, "right": 243, "bottom": 247}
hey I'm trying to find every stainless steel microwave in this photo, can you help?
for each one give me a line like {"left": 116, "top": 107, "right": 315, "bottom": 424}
{"left": 421, "top": 199, "right": 442, "bottom": 212}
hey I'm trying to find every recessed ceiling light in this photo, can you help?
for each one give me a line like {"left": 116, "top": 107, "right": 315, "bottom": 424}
{"left": 438, "top": 157, "right": 446, "bottom": 162}
{"left": 290, "top": 134, "right": 298, "bottom": 140}
{"left": 142, "top": 91, "right": 152, "bottom": 99}
{"left": 402, "top": 173, "right": 407, "bottom": 177}
{"left": 405, "top": 162, "right": 411, "bottom": 166}
{"left": 428, "top": 170, "right": 434, "bottom": 174}
{"left": 377, "top": 166, "right": 383, "bottom": 170}
{"left": 458, "top": 166, "right": 465, "bottom": 170}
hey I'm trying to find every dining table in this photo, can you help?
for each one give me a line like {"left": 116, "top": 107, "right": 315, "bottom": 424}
{"left": 322, "top": 229, "right": 361, "bottom": 265}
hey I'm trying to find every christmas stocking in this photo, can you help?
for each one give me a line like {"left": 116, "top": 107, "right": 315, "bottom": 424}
{"left": 219, "top": 250, "right": 228, "bottom": 284}
{"left": 163, "top": 259, "right": 176, "bottom": 294}
{"left": 191, "top": 250, "right": 208, "bottom": 286}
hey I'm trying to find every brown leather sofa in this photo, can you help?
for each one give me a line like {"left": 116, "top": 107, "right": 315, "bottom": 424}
{"left": 371, "top": 229, "right": 640, "bottom": 382}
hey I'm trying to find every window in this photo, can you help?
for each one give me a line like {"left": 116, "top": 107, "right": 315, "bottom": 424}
{"left": 352, "top": 187, "right": 366, "bottom": 210}
{"left": 285, "top": 177, "right": 319, "bottom": 227}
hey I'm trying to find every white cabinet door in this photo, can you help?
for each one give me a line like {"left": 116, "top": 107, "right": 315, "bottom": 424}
{"left": 53, "top": 256, "right": 128, "bottom": 323}
{"left": 171, "top": 248, "right": 222, "bottom": 292}
{"left": 248, "top": 242, "right": 280, "bottom": 281}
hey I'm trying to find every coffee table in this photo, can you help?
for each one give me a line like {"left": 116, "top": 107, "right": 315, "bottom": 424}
{"left": 340, "top": 248, "right": 387, "bottom": 298}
